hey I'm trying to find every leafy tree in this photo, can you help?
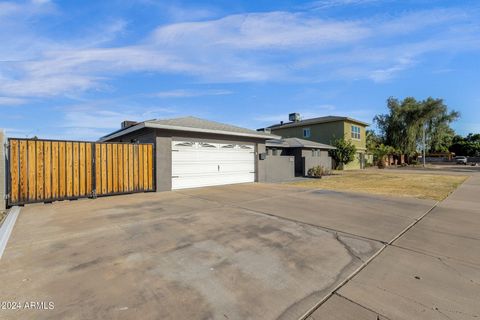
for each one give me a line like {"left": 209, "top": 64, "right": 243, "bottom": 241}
{"left": 373, "top": 144, "right": 396, "bottom": 168}
{"left": 366, "top": 129, "right": 382, "bottom": 153}
{"left": 449, "top": 133, "right": 480, "bottom": 156}
{"left": 374, "top": 97, "right": 459, "bottom": 159}
{"left": 329, "top": 138, "right": 356, "bottom": 169}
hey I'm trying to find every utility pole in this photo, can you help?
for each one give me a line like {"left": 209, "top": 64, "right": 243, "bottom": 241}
{"left": 422, "top": 123, "right": 426, "bottom": 168}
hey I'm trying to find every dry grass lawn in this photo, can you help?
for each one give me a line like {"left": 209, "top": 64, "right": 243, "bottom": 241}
{"left": 290, "top": 170, "right": 468, "bottom": 201}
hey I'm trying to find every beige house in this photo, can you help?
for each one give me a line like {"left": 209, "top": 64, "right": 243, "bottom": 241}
{"left": 263, "top": 114, "right": 369, "bottom": 169}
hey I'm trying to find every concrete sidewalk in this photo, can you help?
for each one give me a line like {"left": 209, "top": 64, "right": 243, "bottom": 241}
{"left": 309, "top": 173, "right": 480, "bottom": 320}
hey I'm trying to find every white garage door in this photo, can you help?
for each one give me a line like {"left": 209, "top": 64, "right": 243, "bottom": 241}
{"left": 172, "top": 140, "right": 255, "bottom": 190}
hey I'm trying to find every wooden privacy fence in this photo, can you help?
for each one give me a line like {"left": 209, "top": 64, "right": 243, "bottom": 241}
{"left": 7, "top": 138, "right": 155, "bottom": 206}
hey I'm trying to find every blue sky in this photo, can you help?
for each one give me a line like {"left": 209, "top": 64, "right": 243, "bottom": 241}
{"left": 1, "top": 0, "right": 479, "bottom": 140}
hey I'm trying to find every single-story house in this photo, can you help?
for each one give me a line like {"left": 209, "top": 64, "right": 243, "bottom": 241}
{"left": 100, "top": 117, "right": 280, "bottom": 191}
{"left": 266, "top": 137, "right": 335, "bottom": 178}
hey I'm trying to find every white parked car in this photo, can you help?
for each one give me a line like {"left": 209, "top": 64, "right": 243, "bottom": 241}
{"left": 455, "top": 156, "right": 468, "bottom": 165}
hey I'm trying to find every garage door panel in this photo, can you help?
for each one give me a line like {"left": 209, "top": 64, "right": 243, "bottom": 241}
{"left": 173, "top": 151, "right": 254, "bottom": 162}
{"left": 172, "top": 140, "right": 255, "bottom": 190}
{"left": 172, "top": 163, "right": 254, "bottom": 176}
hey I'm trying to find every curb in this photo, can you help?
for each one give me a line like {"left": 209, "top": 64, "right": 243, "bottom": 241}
{"left": 0, "top": 206, "right": 20, "bottom": 259}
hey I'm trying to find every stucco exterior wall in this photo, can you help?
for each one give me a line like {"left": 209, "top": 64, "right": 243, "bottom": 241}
{"left": 264, "top": 155, "right": 295, "bottom": 182}
{"left": 343, "top": 121, "right": 367, "bottom": 151}
{"left": 256, "top": 142, "right": 267, "bottom": 183}
{"left": 302, "top": 149, "right": 333, "bottom": 175}
{"left": 0, "top": 129, "right": 6, "bottom": 210}
{"left": 155, "top": 134, "right": 173, "bottom": 191}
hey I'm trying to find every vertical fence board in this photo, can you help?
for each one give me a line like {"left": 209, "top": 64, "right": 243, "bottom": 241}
{"left": 133, "top": 145, "right": 139, "bottom": 191}
{"left": 123, "top": 144, "right": 129, "bottom": 192}
{"left": 143, "top": 145, "right": 149, "bottom": 189}
{"left": 147, "top": 144, "right": 153, "bottom": 190}
{"left": 128, "top": 144, "right": 134, "bottom": 192}
{"left": 138, "top": 145, "right": 144, "bottom": 190}
{"left": 44, "top": 141, "right": 51, "bottom": 200}
{"left": 73, "top": 142, "right": 79, "bottom": 197}
{"left": 101, "top": 144, "right": 107, "bottom": 195}
{"left": 59, "top": 142, "right": 66, "bottom": 198}
{"left": 27, "top": 140, "right": 36, "bottom": 200}
{"left": 66, "top": 142, "right": 73, "bottom": 197}
{"left": 113, "top": 144, "right": 118, "bottom": 193}
{"left": 95, "top": 143, "right": 101, "bottom": 196}
{"left": 51, "top": 142, "right": 59, "bottom": 199}
{"left": 118, "top": 144, "right": 123, "bottom": 193}
{"left": 79, "top": 143, "right": 86, "bottom": 196}
{"left": 106, "top": 144, "right": 112, "bottom": 193}
{"left": 35, "top": 141, "right": 44, "bottom": 200}
{"left": 19, "top": 141, "right": 28, "bottom": 201}
{"left": 86, "top": 143, "right": 92, "bottom": 196}
{"left": 10, "top": 140, "right": 19, "bottom": 203}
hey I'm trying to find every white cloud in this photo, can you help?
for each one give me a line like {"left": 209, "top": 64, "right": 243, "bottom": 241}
{"left": 0, "top": 97, "right": 27, "bottom": 105}
{"left": 151, "top": 12, "right": 370, "bottom": 49}
{"left": 0, "top": 6, "right": 479, "bottom": 97}
{"left": 306, "top": 0, "right": 384, "bottom": 10}
{"left": 154, "top": 89, "right": 233, "bottom": 98}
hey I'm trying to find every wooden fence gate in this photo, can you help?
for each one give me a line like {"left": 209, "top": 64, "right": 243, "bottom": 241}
{"left": 6, "top": 138, "right": 155, "bottom": 206}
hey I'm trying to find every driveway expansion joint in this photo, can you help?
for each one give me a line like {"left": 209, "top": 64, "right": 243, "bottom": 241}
{"left": 334, "top": 292, "right": 393, "bottom": 320}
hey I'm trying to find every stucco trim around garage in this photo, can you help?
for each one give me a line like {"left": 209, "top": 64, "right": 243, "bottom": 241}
{"left": 100, "top": 117, "right": 280, "bottom": 141}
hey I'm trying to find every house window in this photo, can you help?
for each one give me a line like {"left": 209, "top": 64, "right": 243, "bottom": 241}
{"left": 351, "top": 125, "right": 361, "bottom": 140}
{"left": 303, "top": 128, "right": 311, "bottom": 138}
{"left": 312, "top": 149, "right": 320, "bottom": 157}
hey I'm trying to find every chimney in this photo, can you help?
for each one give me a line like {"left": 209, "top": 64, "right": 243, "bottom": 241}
{"left": 121, "top": 120, "right": 137, "bottom": 129}
{"left": 289, "top": 113, "right": 301, "bottom": 122}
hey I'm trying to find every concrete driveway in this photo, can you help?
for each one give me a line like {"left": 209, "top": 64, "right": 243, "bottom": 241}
{"left": 0, "top": 183, "right": 435, "bottom": 320}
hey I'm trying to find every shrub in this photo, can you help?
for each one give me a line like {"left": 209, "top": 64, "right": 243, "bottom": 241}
{"left": 307, "top": 165, "right": 330, "bottom": 178}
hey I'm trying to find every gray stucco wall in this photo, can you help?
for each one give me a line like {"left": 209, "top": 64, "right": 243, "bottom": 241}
{"left": 155, "top": 134, "right": 172, "bottom": 192}
{"left": 256, "top": 142, "right": 267, "bottom": 183}
{"left": 0, "top": 129, "right": 6, "bottom": 210}
{"left": 302, "top": 149, "right": 333, "bottom": 175}
{"left": 265, "top": 155, "right": 295, "bottom": 183}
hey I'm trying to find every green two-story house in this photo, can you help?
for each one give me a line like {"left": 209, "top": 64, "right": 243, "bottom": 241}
{"left": 265, "top": 114, "right": 369, "bottom": 169}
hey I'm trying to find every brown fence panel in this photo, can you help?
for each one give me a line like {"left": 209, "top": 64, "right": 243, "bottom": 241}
{"left": 7, "top": 138, "right": 154, "bottom": 206}
{"left": 94, "top": 142, "right": 154, "bottom": 196}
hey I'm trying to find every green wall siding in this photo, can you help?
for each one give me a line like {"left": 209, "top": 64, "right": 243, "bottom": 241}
{"left": 271, "top": 121, "right": 344, "bottom": 145}
{"left": 343, "top": 121, "right": 367, "bottom": 151}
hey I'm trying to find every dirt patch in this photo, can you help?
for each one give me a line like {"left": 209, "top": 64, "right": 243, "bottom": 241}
{"left": 290, "top": 170, "right": 467, "bottom": 201}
